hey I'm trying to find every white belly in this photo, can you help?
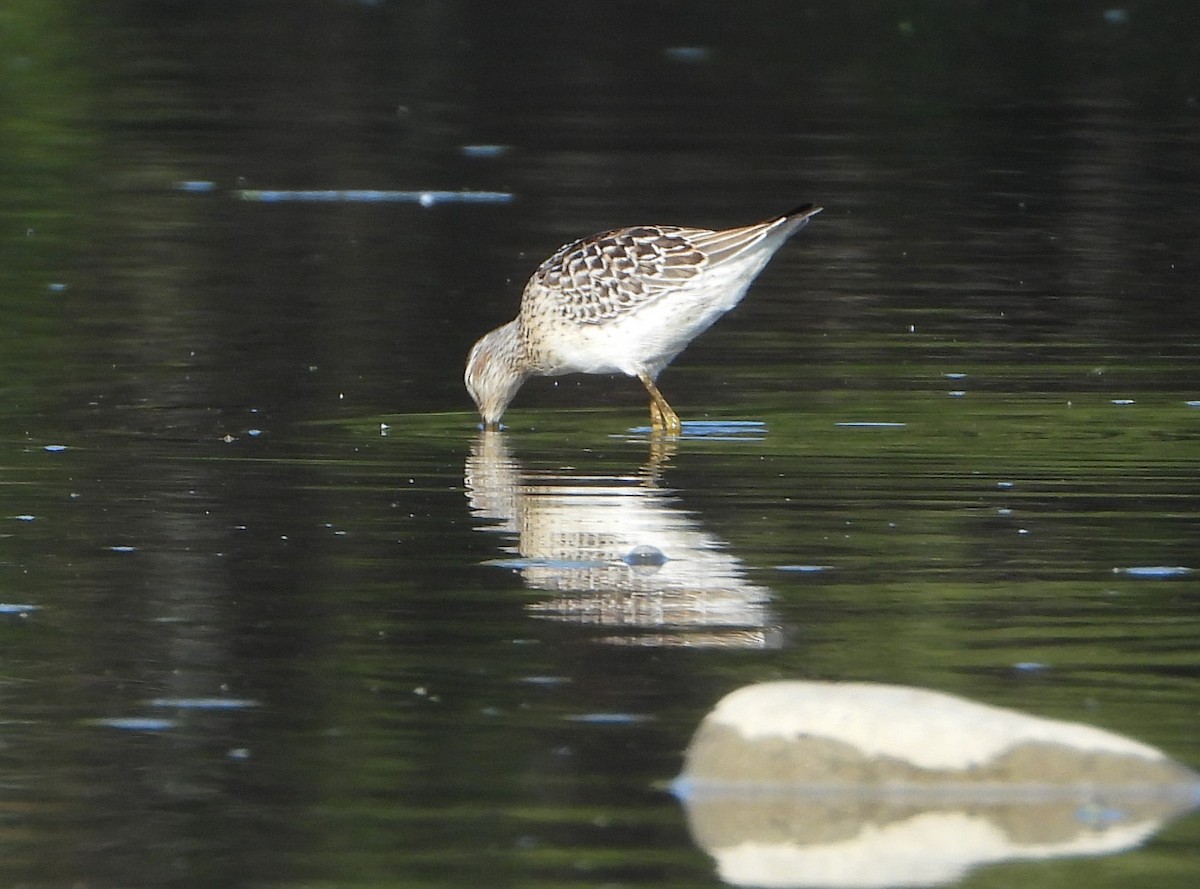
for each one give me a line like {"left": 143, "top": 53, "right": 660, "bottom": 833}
{"left": 539, "top": 270, "right": 756, "bottom": 378}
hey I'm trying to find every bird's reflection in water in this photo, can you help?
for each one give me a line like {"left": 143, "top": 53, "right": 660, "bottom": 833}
{"left": 465, "top": 430, "right": 778, "bottom": 648}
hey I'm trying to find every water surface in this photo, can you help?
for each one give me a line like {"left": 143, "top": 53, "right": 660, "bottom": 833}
{"left": 1, "top": 3, "right": 1198, "bottom": 887}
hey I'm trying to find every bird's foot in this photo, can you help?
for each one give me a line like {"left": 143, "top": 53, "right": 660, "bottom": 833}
{"left": 649, "top": 400, "right": 682, "bottom": 435}
{"left": 640, "top": 372, "right": 682, "bottom": 435}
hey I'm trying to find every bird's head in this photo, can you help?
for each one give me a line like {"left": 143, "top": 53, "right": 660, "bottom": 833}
{"left": 465, "top": 320, "right": 529, "bottom": 430}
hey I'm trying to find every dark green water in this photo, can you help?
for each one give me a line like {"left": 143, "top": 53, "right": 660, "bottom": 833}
{"left": 1, "top": 2, "right": 1198, "bottom": 887}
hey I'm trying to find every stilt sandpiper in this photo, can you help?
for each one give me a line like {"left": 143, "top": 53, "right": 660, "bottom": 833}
{"left": 465, "top": 204, "right": 821, "bottom": 432}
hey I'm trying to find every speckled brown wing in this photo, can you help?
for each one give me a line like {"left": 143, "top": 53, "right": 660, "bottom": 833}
{"left": 526, "top": 225, "right": 713, "bottom": 324}
{"left": 525, "top": 214, "right": 807, "bottom": 325}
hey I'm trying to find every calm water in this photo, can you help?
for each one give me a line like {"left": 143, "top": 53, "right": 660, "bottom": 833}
{"left": 1, "top": 2, "right": 1199, "bottom": 887}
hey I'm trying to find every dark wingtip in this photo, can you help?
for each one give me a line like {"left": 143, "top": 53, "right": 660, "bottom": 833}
{"left": 784, "top": 203, "right": 823, "bottom": 219}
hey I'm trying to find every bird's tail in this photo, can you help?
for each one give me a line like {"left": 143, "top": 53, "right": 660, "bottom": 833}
{"left": 691, "top": 204, "right": 823, "bottom": 266}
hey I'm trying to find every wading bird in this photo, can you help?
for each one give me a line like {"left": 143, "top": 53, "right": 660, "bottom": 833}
{"left": 465, "top": 204, "right": 821, "bottom": 432}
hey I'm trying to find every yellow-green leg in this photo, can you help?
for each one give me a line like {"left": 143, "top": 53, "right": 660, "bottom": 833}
{"left": 638, "top": 372, "right": 682, "bottom": 434}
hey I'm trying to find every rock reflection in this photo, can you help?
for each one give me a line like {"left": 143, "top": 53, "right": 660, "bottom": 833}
{"left": 674, "top": 681, "right": 1199, "bottom": 888}
{"left": 465, "top": 431, "right": 777, "bottom": 647}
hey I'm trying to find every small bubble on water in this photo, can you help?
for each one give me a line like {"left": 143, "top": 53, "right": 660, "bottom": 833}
{"left": 1014, "top": 661, "right": 1049, "bottom": 673}
{"left": 460, "top": 144, "right": 509, "bottom": 158}
{"left": 0, "top": 603, "right": 39, "bottom": 614}
{"left": 623, "top": 544, "right": 667, "bottom": 568}
{"left": 88, "top": 717, "right": 176, "bottom": 732}
{"left": 663, "top": 46, "right": 712, "bottom": 63}
{"left": 520, "top": 676, "right": 571, "bottom": 686}
{"left": 566, "top": 712, "right": 652, "bottom": 725}
{"left": 148, "top": 697, "right": 260, "bottom": 710}
{"left": 1114, "top": 565, "right": 1192, "bottom": 578}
